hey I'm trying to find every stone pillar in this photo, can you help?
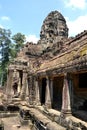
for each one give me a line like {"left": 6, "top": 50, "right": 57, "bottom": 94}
{"left": 26, "top": 79, "right": 29, "bottom": 97}
{"left": 20, "top": 70, "right": 27, "bottom": 100}
{"left": 6, "top": 69, "right": 14, "bottom": 102}
{"left": 29, "top": 76, "right": 33, "bottom": 105}
{"left": 50, "top": 77, "right": 53, "bottom": 104}
{"left": 68, "top": 74, "right": 74, "bottom": 109}
{"left": 18, "top": 77, "right": 21, "bottom": 94}
{"left": 13, "top": 69, "right": 17, "bottom": 78}
{"left": 25, "top": 78, "right": 29, "bottom": 103}
{"left": 18, "top": 71, "right": 23, "bottom": 95}
{"left": 45, "top": 76, "right": 51, "bottom": 108}
{"left": 35, "top": 78, "right": 41, "bottom": 105}
{"left": 61, "top": 73, "right": 71, "bottom": 116}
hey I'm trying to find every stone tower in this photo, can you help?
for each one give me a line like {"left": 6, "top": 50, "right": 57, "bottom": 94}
{"left": 39, "top": 10, "right": 68, "bottom": 46}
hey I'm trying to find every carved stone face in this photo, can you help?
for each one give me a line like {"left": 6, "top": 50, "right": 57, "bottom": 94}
{"left": 58, "top": 21, "right": 68, "bottom": 37}
{"left": 40, "top": 11, "right": 68, "bottom": 42}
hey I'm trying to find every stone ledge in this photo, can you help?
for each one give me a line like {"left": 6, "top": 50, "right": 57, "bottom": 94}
{"left": 35, "top": 106, "right": 87, "bottom": 129}
{"left": 20, "top": 106, "right": 65, "bottom": 130}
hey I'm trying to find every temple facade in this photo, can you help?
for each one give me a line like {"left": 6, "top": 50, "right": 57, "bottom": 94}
{"left": 4, "top": 10, "right": 87, "bottom": 129}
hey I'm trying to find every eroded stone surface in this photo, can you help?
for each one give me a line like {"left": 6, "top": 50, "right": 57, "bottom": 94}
{"left": 39, "top": 10, "right": 68, "bottom": 47}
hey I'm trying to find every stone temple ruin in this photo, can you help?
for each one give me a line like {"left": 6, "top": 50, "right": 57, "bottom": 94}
{"left": 0, "top": 10, "right": 87, "bottom": 130}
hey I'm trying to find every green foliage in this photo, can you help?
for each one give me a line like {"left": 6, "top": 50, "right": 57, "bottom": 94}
{"left": 0, "top": 28, "right": 12, "bottom": 85}
{"left": 0, "top": 29, "right": 26, "bottom": 86}
{"left": 12, "top": 33, "right": 26, "bottom": 56}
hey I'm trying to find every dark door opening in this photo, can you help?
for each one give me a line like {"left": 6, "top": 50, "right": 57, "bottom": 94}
{"left": 41, "top": 78, "right": 46, "bottom": 105}
{"left": 79, "top": 73, "right": 87, "bottom": 88}
{"left": 13, "top": 82, "right": 18, "bottom": 95}
{"left": 19, "top": 70, "right": 23, "bottom": 88}
{"left": 72, "top": 72, "right": 87, "bottom": 122}
{"left": 52, "top": 76, "right": 63, "bottom": 111}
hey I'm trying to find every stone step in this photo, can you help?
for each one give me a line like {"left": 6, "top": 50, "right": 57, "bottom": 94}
{"left": 20, "top": 106, "right": 66, "bottom": 130}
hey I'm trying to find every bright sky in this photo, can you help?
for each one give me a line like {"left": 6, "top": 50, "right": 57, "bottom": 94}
{"left": 0, "top": 0, "right": 87, "bottom": 43}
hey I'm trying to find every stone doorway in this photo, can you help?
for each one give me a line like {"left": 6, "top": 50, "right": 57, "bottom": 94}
{"left": 72, "top": 72, "right": 87, "bottom": 121}
{"left": 19, "top": 70, "right": 23, "bottom": 87}
{"left": 52, "top": 76, "right": 63, "bottom": 111}
{"left": 13, "top": 82, "right": 18, "bottom": 95}
{"left": 41, "top": 78, "right": 46, "bottom": 105}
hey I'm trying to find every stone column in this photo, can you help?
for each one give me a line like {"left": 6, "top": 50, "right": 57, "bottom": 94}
{"left": 50, "top": 77, "right": 53, "bottom": 104}
{"left": 35, "top": 78, "right": 41, "bottom": 105}
{"left": 61, "top": 73, "right": 71, "bottom": 116}
{"left": 20, "top": 70, "right": 27, "bottom": 100}
{"left": 26, "top": 79, "right": 29, "bottom": 97}
{"left": 45, "top": 76, "right": 51, "bottom": 108}
{"left": 18, "top": 77, "right": 21, "bottom": 94}
{"left": 25, "top": 78, "right": 29, "bottom": 103}
{"left": 18, "top": 71, "right": 23, "bottom": 95}
{"left": 68, "top": 74, "right": 74, "bottom": 109}
{"left": 13, "top": 69, "right": 17, "bottom": 78}
{"left": 6, "top": 69, "right": 14, "bottom": 102}
{"left": 29, "top": 76, "right": 33, "bottom": 105}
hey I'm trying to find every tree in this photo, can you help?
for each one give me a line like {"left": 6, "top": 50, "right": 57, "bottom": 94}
{"left": 0, "top": 28, "right": 12, "bottom": 86}
{"left": 12, "top": 33, "right": 26, "bottom": 56}
{"left": 0, "top": 30, "right": 26, "bottom": 86}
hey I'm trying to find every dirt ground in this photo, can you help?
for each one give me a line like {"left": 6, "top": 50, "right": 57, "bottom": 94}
{"left": 1, "top": 116, "right": 31, "bottom": 130}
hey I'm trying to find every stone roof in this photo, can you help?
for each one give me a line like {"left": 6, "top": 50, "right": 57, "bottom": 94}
{"left": 35, "top": 30, "right": 87, "bottom": 74}
{"left": 24, "top": 42, "right": 43, "bottom": 56}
